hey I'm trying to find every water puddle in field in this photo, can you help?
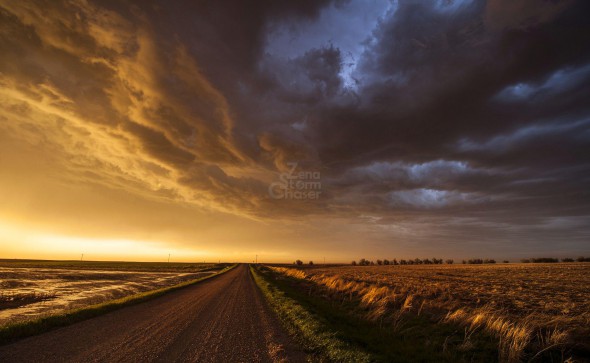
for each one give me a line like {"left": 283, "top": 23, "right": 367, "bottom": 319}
{"left": 0, "top": 267, "right": 215, "bottom": 325}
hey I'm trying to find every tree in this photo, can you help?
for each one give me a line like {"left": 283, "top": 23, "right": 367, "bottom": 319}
{"left": 351, "top": 260, "right": 357, "bottom": 266}
{"left": 393, "top": 259, "right": 399, "bottom": 265}
{"left": 309, "top": 261, "right": 314, "bottom": 265}
{"left": 445, "top": 259, "right": 454, "bottom": 264}
{"left": 377, "top": 259, "right": 383, "bottom": 265}
{"left": 503, "top": 260, "right": 509, "bottom": 263}
{"left": 399, "top": 259, "right": 407, "bottom": 265}
{"left": 383, "top": 259, "right": 390, "bottom": 265}
{"left": 562, "top": 258, "right": 574, "bottom": 262}
{"left": 530, "top": 257, "right": 558, "bottom": 263}
{"left": 295, "top": 259, "right": 303, "bottom": 266}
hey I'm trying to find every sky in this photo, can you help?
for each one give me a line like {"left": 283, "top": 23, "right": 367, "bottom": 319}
{"left": 0, "top": 0, "right": 589, "bottom": 263}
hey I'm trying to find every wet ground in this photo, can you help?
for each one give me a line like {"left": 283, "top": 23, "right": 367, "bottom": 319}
{"left": 0, "top": 267, "right": 215, "bottom": 325}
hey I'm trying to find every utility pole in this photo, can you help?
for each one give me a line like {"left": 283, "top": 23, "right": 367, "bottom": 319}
{"left": 168, "top": 253, "right": 170, "bottom": 263}
{"left": 81, "top": 253, "right": 84, "bottom": 261}
{"left": 256, "top": 255, "right": 258, "bottom": 264}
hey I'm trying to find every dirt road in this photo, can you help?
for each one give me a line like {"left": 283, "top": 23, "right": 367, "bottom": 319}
{"left": 0, "top": 264, "right": 305, "bottom": 362}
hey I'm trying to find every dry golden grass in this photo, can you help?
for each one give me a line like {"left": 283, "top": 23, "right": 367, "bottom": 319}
{"left": 269, "top": 263, "right": 590, "bottom": 362}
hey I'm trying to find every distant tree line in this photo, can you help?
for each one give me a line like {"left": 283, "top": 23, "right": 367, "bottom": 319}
{"left": 351, "top": 258, "right": 454, "bottom": 266}
{"left": 293, "top": 260, "right": 315, "bottom": 265}
{"left": 521, "top": 257, "right": 590, "bottom": 263}
{"left": 349, "top": 258, "right": 510, "bottom": 266}
{"left": 293, "top": 256, "right": 590, "bottom": 267}
{"left": 461, "top": 258, "right": 497, "bottom": 264}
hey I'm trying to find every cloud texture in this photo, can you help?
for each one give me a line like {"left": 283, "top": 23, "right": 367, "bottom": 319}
{"left": 1, "top": 0, "right": 589, "bottom": 260}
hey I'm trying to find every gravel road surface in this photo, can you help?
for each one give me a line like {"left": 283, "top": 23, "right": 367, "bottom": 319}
{"left": 0, "top": 264, "right": 305, "bottom": 362}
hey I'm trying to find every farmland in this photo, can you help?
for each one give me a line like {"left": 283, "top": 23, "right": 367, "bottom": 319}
{"left": 0, "top": 260, "right": 227, "bottom": 326}
{"left": 255, "top": 263, "right": 590, "bottom": 362}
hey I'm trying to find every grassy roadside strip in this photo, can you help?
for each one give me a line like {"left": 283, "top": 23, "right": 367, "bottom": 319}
{"left": 0, "top": 264, "right": 237, "bottom": 345}
{"left": 251, "top": 264, "right": 373, "bottom": 362}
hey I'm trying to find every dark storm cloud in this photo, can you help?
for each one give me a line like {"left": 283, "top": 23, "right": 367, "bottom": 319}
{"left": 313, "top": 0, "right": 590, "bottom": 168}
{"left": 1, "top": 0, "right": 589, "bottom": 255}
{"left": 189, "top": 0, "right": 590, "bottom": 251}
{"left": 292, "top": 1, "right": 590, "bottom": 217}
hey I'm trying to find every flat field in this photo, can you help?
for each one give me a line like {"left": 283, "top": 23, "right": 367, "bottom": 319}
{"left": 268, "top": 263, "right": 590, "bottom": 362}
{"left": 0, "top": 260, "right": 226, "bottom": 326}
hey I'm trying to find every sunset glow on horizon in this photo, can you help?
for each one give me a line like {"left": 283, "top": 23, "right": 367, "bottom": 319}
{"left": 1, "top": 0, "right": 589, "bottom": 263}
